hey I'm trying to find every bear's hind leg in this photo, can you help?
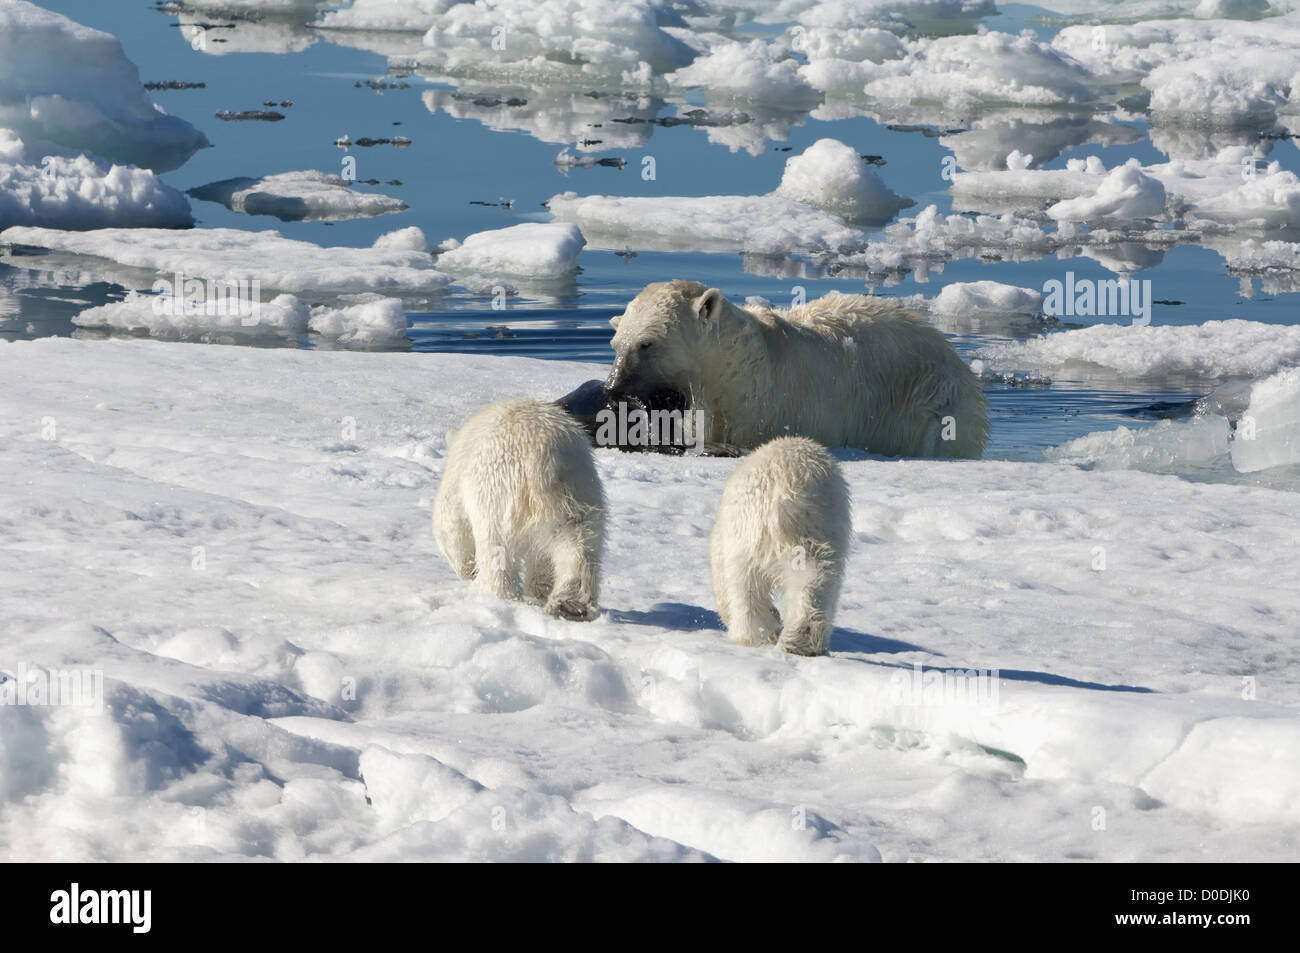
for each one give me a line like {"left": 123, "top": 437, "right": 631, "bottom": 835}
{"left": 469, "top": 526, "right": 521, "bottom": 602}
{"left": 524, "top": 552, "right": 555, "bottom": 602}
{"left": 433, "top": 497, "right": 477, "bottom": 581}
{"left": 722, "top": 561, "right": 780, "bottom": 647}
{"left": 543, "top": 519, "right": 600, "bottom": 622}
{"left": 775, "top": 547, "right": 841, "bottom": 657}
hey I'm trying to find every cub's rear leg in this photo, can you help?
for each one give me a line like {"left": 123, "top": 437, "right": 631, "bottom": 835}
{"left": 776, "top": 544, "right": 843, "bottom": 657}
{"left": 543, "top": 516, "right": 602, "bottom": 622}
{"left": 432, "top": 495, "right": 477, "bottom": 580}
{"left": 524, "top": 552, "right": 554, "bottom": 602}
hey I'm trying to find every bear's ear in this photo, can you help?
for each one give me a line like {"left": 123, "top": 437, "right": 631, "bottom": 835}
{"left": 694, "top": 287, "right": 724, "bottom": 325}
{"left": 609, "top": 314, "right": 622, "bottom": 330}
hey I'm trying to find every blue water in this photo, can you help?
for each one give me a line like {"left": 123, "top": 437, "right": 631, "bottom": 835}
{"left": 4, "top": 1, "right": 1299, "bottom": 462}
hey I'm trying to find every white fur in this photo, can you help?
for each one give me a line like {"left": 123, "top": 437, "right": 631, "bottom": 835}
{"left": 607, "top": 281, "right": 990, "bottom": 458}
{"left": 710, "top": 437, "right": 850, "bottom": 656}
{"left": 432, "top": 398, "right": 605, "bottom": 621}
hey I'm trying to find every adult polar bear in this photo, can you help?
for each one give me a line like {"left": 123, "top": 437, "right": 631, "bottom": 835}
{"left": 605, "top": 281, "right": 989, "bottom": 458}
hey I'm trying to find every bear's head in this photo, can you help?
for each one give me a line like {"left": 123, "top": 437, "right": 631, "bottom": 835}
{"left": 605, "top": 280, "right": 729, "bottom": 415}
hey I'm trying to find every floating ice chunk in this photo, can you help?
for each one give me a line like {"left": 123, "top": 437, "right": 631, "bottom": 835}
{"left": 547, "top": 192, "right": 864, "bottom": 255}
{"left": 188, "top": 171, "right": 407, "bottom": 222}
{"left": 309, "top": 296, "right": 410, "bottom": 348}
{"left": 414, "top": 0, "right": 696, "bottom": 81}
{"left": 0, "top": 1, "right": 209, "bottom": 171}
{"left": 667, "top": 39, "right": 822, "bottom": 105}
{"left": 372, "top": 226, "right": 429, "bottom": 252}
{"left": 931, "top": 280, "right": 1043, "bottom": 316}
{"left": 1227, "top": 238, "right": 1300, "bottom": 274}
{"left": 318, "top": 0, "right": 460, "bottom": 33}
{"left": 772, "top": 137, "right": 912, "bottom": 222}
{"left": 73, "top": 289, "right": 309, "bottom": 340}
{"left": 0, "top": 225, "right": 451, "bottom": 295}
{"left": 1053, "top": 12, "right": 1300, "bottom": 128}
{"left": 976, "top": 320, "right": 1300, "bottom": 381}
{"left": 859, "top": 29, "right": 1097, "bottom": 113}
{"left": 1231, "top": 367, "right": 1300, "bottom": 473}
{"left": 1047, "top": 416, "right": 1232, "bottom": 473}
{"left": 1, "top": 141, "right": 193, "bottom": 229}
{"left": 1047, "top": 159, "right": 1167, "bottom": 223}
{"left": 435, "top": 222, "right": 586, "bottom": 278}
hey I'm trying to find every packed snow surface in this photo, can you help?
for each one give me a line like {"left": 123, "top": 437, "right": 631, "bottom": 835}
{"left": 2, "top": 339, "right": 1299, "bottom": 861}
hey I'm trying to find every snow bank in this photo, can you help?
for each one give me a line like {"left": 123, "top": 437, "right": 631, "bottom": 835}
{"left": 0, "top": 1, "right": 208, "bottom": 172}
{"left": 0, "top": 226, "right": 451, "bottom": 296}
{"left": 188, "top": 172, "right": 408, "bottom": 222}
{"left": 771, "top": 137, "right": 912, "bottom": 222}
{"left": 3, "top": 337, "right": 1300, "bottom": 859}
{"left": 1, "top": 142, "right": 193, "bottom": 230}
{"left": 975, "top": 319, "right": 1300, "bottom": 381}
{"left": 435, "top": 222, "right": 586, "bottom": 278}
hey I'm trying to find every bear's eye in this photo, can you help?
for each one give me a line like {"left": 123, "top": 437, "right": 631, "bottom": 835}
{"left": 639, "top": 341, "right": 653, "bottom": 351}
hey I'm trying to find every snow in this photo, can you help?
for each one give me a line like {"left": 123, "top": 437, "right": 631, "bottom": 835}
{"left": 2, "top": 337, "right": 1299, "bottom": 860}
{"left": 771, "top": 137, "right": 913, "bottom": 223}
{"left": 0, "top": 225, "right": 451, "bottom": 296}
{"left": 0, "top": 1, "right": 209, "bottom": 172}
{"left": 1, "top": 136, "right": 193, "bottom": 230}
{"left": 187, "top": 171, "right": 408, "bottom": 222}
{"left": 434, "top": 222, "right": 586, "bottom": 278}
{"left": 974, "top": 319, "right": 1300, "bottom": 382}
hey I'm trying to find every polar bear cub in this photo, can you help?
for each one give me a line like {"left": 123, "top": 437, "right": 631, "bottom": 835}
{"left": 710, "top": 437, "right": 850, "bottom": 656}
{"left": 433, "top": 398, "right": 605, "bottom": 621}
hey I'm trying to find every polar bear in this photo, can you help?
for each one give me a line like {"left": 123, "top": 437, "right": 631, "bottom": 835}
{"left": 605, "top": 281, "right": 989, "bottom": 458}
{"left": 433, "top": 398, "right": 605, "bottom": 621}
{"left": 710, "top": 437, "right": 850, "bottom": 656}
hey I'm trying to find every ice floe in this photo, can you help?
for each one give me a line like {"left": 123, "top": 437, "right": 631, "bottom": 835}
{"left": 0, "top": 1, "right": 208, "bottom": 172}
{"left": 435, "top": 222, "right": 586, "bottom": 279}
{"left": 188, "top": 171, "right": 408, "bottom": 222}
